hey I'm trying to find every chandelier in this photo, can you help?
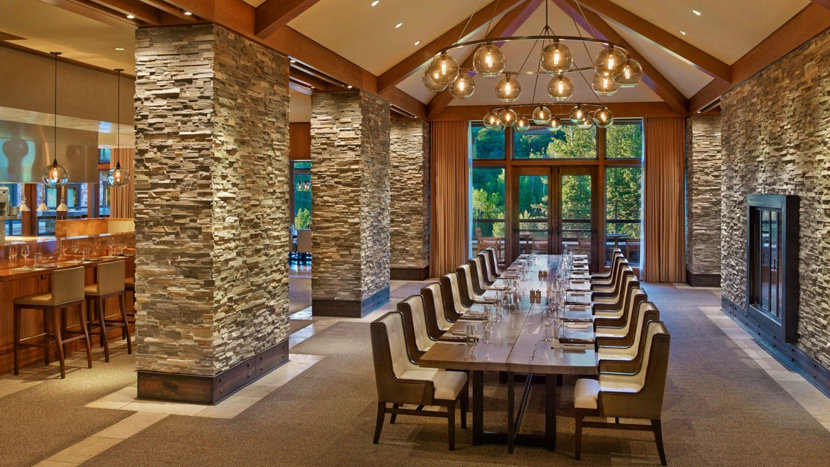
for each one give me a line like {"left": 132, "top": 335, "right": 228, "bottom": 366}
{"left": 422, "top": 0, "right": 643, "bottom": 130}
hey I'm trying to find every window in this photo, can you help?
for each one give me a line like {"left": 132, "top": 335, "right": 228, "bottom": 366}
{"left": 470, "top": 167, "right": 505, "bottom": 261}
{"left": 292, "top": 161, "right": 311, "bottom": 229}
{"left": 513, "top": 124, "right": 597, "bottom": 159}
{"left": 98, "top": 147, "right": 111, "bottom": 164}
{"left": 471, "top": 123, "right": 505, "bottom": 159}
{"left": 2, "top": 184, "right": 22, "bottom": 235}
{"left": 605, "top": 119, "right": 643, "bottom": 159}
{"left": 99, "top": 170, "right": 111, "bottom": 217}
{"left": 605, "top": 167, "right": 642, "bottom": 266}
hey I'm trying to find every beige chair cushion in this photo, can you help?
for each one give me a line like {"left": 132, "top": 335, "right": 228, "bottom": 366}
{"left": 381, "top": 312, "right": 422, "bottom": 379}
{"left": 403, "top": 296, "right": 433, "bottom": 352}
{"left": 425, "top": 283, "right": 452, "bottom": 331}
{"left": 88, "top": 260, "right": 126, "bottom": 296}
{"left": 597, "top": 301, "right": 656, "bottom": 361}
{"left": 14, "top": 293, "right": 55, "bottom": 306}
{"left": 574, "top": 376, "right": 640, "bottom": 410}
{"left": 432, "top": 371, "right": 467, "bottom": 401}
{"left": 444, "top": 273, "right": 469, "bottom": 315}
{"left": 459, "top": 264, "right": 485, "bottom": 301}
{"left": 16, "top": 266, "right": 85, "bottom": 307}
{"left": 400, "top": 369, "right": 440, "bottom": 381}
{"left": 595, "top": 326, "right": 628, "bottom": 338}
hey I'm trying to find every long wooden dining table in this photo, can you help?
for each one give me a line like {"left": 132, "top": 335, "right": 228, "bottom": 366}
{"left": 419, "top": 254, "right": 598, "bottom": 453}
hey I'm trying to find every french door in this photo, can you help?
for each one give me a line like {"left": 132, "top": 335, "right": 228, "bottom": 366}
{"left": 510, "top": 166, "right": 598, "bottom": 269}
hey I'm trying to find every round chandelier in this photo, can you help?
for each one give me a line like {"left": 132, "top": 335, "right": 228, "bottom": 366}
{"left": 421, "top": 0, "right": 643, "bottom": 131}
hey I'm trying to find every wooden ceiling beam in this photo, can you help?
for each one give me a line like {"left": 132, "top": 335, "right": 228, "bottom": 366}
{"left": 289, "top": 68, "right": 342, "bottom": 92}
{"left": 86, "top": 0, "right": 168, "bottom": 24}
{"left": 431, "top": 102, "right": 683, "bottom": 121}
{"left": 426, "top": 0, "right": 543, "bottom": 119}
{"left": 137, "top": 0, "right": 198, "bottom": 21}
{"left": 810, "top": 0, "right": 830, "bottom": 10}
{"left": 552, "top": 0, "right": 688, "bottom": 115}
{"left": 255, "top": 0, "right": 319, "bottom": 39}
{"left": 40, "top": 0, "right": 140, "bottom": 27}
{"left": 689, "top": 3, "right": 830, "bottom": 113}
{"left": 377, "top": 0, "right": 525, "bottom": 94}
{"left": 576, "top": 0, "right": 731, "bottom": 81}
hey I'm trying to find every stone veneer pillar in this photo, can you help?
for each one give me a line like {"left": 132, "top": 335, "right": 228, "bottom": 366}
{"left": 389, "top": 118, "right": 430, "bottom": 280}
{"left": 310, "top": 91, "right": 391, "bottom": 317}
{"left": 133, "top": 24, "right": 290, "bottom": 403}
{"left": 685, "top": 115, "right": 722, "bottom": 286}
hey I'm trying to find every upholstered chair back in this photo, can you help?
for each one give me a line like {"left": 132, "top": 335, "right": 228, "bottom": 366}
{"left": 51, "top": 266, "right": 85, "bottom": 305}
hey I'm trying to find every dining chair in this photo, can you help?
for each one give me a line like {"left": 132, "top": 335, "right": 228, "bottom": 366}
{"left": 592, "top": 260, "right": 630, "bottom": 299}
{"left": 472, "top": 256, "right": 494, "bottom": 290}
{"left": 593, "top": 273, "right": 638, "bottom": 320}
{"left": 592, "top": 253, "right": 626, "bottom": 289}
{"left": 484, "top": 247, "right": 502, "bottom": 276}
{"left": 371, "top": 311, "right": 468, "bottom": 450}
{"left": 439, "top": 273, "right": 467, "bottom": 319}
{"left": 477, "top": 251, "right": 498, "bottom": 284}
{"left": 421, "top": 283, "right": 454, "bottom": 331}
{"left": 591, "top": 249, "right": 623, "bottom": 284}
{"left": 573, "top": 321, "right": 671, "bottom": 465}
{"left": 13, "top": 266, "right": 91, "bottom": 379}
{"left": 85, "top": 260, "right": 131, "bottom": 363}
{"left": 597, "top": 301, "right": 660, "bottom": 372}
{"left": 397, "top": 294, "right": 439, "bottom": 361}
{"left": 593, "top": 287, "right": 647, "bottom": 339}
{"left": 456, "top": 263, "right": 492, "bottom": 306}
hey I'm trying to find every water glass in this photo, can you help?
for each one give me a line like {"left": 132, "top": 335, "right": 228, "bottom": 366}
{"left": 21, "top": 245, "right": 30, "bottom": 266}
{"left": 34, "top": 252, "right": 42, "bottom": 268}
{"left": 82, "top": 247, "right": 91, "bottom": 261}
{"left": 8, "top": 246, "right": 17, "bottom": 266}
{"left": 465, "top": 323, "right": 478, "bottom": 346}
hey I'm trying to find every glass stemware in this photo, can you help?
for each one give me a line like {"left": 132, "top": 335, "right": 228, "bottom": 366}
{"left": 9, "top": 246, "right": 17, "bottom": 267}
{"left": 72, "top": 240, "right": 80, "bottom": 259}
{"left": 21, "top": 245, "right": 30, "bottom": 268}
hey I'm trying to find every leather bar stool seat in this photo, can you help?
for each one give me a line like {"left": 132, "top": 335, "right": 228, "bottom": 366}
{"left": 85, "top": 260, "right": 131, "bottom": 362}
{"left": 13, "top": 266, "right": 91, "bottom": 379}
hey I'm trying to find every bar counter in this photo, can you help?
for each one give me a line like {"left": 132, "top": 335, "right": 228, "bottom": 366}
{"left": 0, "top": 232, "right": 136, "bottom": 376}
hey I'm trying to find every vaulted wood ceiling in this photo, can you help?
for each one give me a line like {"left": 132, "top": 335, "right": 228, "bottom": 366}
{"left": 1, "top": 0, "right": 828, "bottom": 119}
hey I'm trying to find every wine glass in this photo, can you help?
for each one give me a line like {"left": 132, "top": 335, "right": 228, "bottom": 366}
{"left": 21, "top": 245, "right": 30, "bottom": 268}
{"left": 8, "top": 246, "right": 17, "bottom": 267}
{"left": 72, "top": 240, "right": 80, "bottom": 259}
{"left": 82, "top": 247, "right": 91, "bottom": 261}
{"left": 60, "top": 241, "right": 69, "bottom": 260}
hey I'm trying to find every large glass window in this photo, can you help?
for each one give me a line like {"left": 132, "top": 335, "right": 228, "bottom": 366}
{"left": 514, "top": 125, "right": 597, "bottom": 159}
{"left": 606, "top": 119, "right": 643, "bottom": 159}
{"left": 99, "top": 170, "right": 111, "bottom": 217}
{"left": 471, "top": 167, "right": 505, "bottom": 261}
{"left": 292, "top": 161, "right": 311, "bottom": 229}
{"left": 471, "top": 123, "right": 505, "bottom": 159}
{"left": 2, "top": 184, "right": 22, "bottom": 235}
{"left": 605, "top": 166, "right": 642, "bottom": 266}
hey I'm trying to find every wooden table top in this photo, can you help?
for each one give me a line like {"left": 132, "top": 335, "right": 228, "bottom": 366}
{"left": 419, "top": 254, "right": 598, "bottom": 376}
{"left": 0, "top": 255, "right": 135, "bottom": 282}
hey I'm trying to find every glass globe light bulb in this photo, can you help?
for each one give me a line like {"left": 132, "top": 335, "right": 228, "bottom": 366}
{"left": 422, "top": 66, "right": 448, "bottom": 91}
{"left": 531, "top": 105, "right": 552, "bottom": 124}
{"left": 594, "top": 46, "right": 627, "bottom": 77}
{"left": 614, "top": 58, "right": 642, "bottom": 88}
{"left": 547, "top": 74, "right": 574, "bottom": 101}
{"left": 540, "top": 41, "right": 573, "bottom": 75}
{"left": 515, "top": 115, "right": 531, "bottom": 132}
{"left": 594, "top": 106, "right": 613, "bottom": 128}
{"left": 483, "top": 110, "right": 503, "bottom": 130}
{"left": 498, "top": 108, "right": 517, "bottom": 127}
{"left": 449, "top": 73, "right": 476, "bottom": 99}
{"left": 495, "top": 74, "right": 521, "bottom": 103}
{"left": 547, "top": 116, "right": 562, "bottom": 132}
{"left": 570, "top": 105, "right": 589, "bottom": 125}
{"left": 591, "top": 73, "right": 619, "bottom": 96}
{"left": 108, "top": 161, "right": 131, "bottom": 187}
{"left": 577, "top": 113, "right": 595, "bottom": 130}
{"left": 472, "top": 44, "right": 505, "bottom": 78}
{"left": 427, "top": 52, "right": 459, "bottom": 87}
{"left": 41, "top": 159, "right": 69, "bottom": 188}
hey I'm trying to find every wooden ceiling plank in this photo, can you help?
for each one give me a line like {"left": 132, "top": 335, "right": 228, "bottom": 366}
{"left": 577, "top": 0, "right": 731, "bottom": 81}
{"left": 137, "top": 0, "right": 198, "bottom": 21}
{"left": 431, "top": 102, "right": 682, "bottom": 121}
{"left": 40, "top": 0, "right": 138, "bottom": 28}
{"left": 810, "top": 0, "right": 830, "bottom": 10}
{"left": 255, "top": 0, "right": 319, "bottom": 39}
{"left": 689, "top": 3, "right": 830, "bottom": 112}
{"left": 377, "top": 0, "right": 525, "bottom": 93}
{"left": 551, "top": 0, "right": 688, "bottom": 115}
{"left": 87, "top": 0, "right": 164, "bottom": 24}
{"left": 426, "top": 0, "right": 544, "bottom": 119}
{"left": 379, "top": 87, "right": 428, "bottom": 120}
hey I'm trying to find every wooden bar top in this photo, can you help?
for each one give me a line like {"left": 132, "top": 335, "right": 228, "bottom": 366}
{"left": 0, "top": 255, "right": 134, "bottom": 282}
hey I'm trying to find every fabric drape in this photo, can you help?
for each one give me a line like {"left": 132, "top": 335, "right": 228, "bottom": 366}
{"left": 643, "top": 117, "right": 686, "bottom": 283}
{"left": 430, "top": 121, "right": 469, "bottom": 277}
{"left": 110, "top": 147, "right": 134, "bottom": 218}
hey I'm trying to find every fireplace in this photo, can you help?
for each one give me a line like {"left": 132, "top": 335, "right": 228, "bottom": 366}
{"left": 746, "top": 194, "right": 799, "bottom": 343}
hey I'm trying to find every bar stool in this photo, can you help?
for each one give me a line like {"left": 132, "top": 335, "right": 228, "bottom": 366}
{"left": 13, "top": 266, "right": 91, "bottom": 379}
{"left": 85, "top": 260, "right": 131, "bottom": 362}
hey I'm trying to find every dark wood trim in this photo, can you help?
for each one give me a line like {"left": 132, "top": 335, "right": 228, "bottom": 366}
{"left": 432, "top": 103, "right": 683, "bottom": 121}
{"left": 21, "top": 184, "right": 38, "bottom": 236}
{"left": 686, "top": 270, "right": 721, "bottom": 287}
{"left": 137, "top": 339, "right": 289, "bottom": 404}
{"left": 312, "top": 286, "right": 390, "bottom": 318}
{"left": 722, "top": 298, "right": 830, "bottom": 398}
{"left": 255, "top": 0, "right": 319, "bottom": 39}
{"left": 390, "top": 266, "right": 429, "bottom": 281}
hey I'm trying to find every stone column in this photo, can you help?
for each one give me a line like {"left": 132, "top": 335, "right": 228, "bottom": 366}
{"left": 685, "top": 115, "right": 722, "bottom": 286}
{"left": 310, "top": 91, "right": 391, "bottom": 317}
{"left": 389, "top": 118, "right": 430, "bottom": 280}
{"left": 133, "top": 24, "right": 290, "bottom": 403}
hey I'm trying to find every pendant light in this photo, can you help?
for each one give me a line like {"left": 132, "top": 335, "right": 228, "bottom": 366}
{"left": 18, "top": 189, "right": 30, "bottom": 214}
{"left": 37, "top": 185, "right": 48, "bottom": 212}
{"left": 56, "top": 185, "right": 68, "bottom": 215}
{"left": 108, "top": 68, "right": 130, "bottom": 188}
{"left": 42, "top": 52, "right": 69, "bottom": 188}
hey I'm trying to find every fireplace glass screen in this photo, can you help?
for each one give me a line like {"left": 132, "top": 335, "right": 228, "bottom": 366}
{"left": 749, "top": 207, "right": 781, "bottom": 320}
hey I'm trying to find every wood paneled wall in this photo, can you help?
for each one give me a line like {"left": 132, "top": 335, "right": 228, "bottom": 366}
{"left": 289, "top": 122, "right": 310, "bottom": 160}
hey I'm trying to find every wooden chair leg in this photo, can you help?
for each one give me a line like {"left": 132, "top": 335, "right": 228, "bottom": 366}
{"left": 575, "top": 411, "right": 583, "bottom": 460}
{"left": 460, "top": 385, "right": 468, "bottom": 429}
{"left": 120, "top": 292, "right": 132, "bottom": 354}
{"left": 447, "top": 401, "right": 456, "bottom": 451}
{"left": 652, "top": 419, "right": 667, "bottom": 466}
{"left": 373, "top": 402, "right": 385, "bottom": 444}
{"left": 13, "top": 305, "right": 20, "bottom": 375}
{"left": 390, "top": 403, "right": 399, "bottom": 424}
{"left": 52, "top": 310, "right": 66, "bottom": 379}
{"left": 80, "top": 302, "right": 93, "bottom": 369}
{"left": 98, "top": 296, "right": 110, "bottom": 362}
{"left": 42, "top": 309, "right": 49, "bottom": 365}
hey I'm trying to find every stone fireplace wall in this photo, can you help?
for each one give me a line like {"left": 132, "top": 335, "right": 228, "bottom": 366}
{"left": 685, "top": 115, "right": 722, "bottom": 285}
{"left": 134, "top": 24, "right": 290, "bottom": 386}
{"left": 720, "top": 27, "right": 830, "bottom": 371}
{"left": 389, "top": 118, "right": 430, "bottom": 279}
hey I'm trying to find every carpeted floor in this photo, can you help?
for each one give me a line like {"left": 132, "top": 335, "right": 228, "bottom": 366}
{"left": 289, "top": 319, "right": 313, "bottom": 334}
{"left": 79, "top": 284, "right": 829, "bottom": 466}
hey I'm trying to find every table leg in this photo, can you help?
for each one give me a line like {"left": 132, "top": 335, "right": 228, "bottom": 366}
{"left": 473, "top": 370, "right": 484, "bottom": 445}
{"left": 545, "top": 374, "right": 557, "bottom": 450}
{"left": 507, "top": 371, "right": 514, "bottom": 453}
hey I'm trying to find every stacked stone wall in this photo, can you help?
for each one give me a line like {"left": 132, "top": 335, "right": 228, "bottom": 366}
{"left": 389, "top": 119, "right": 430, "bottom": 271}
{"left": 686, "top": 115, "right": 722, "bottom": 276}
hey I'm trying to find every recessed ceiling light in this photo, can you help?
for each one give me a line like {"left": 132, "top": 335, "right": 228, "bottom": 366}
{"left": 692, "top": 9, "right": 701, "bottom": 16}
{"left": 289, "top": 59, "right": 297, "bottom": 64}
{"left": 679, "top": 30, "right": 687, "bottom": 35}
{"left": 114, "top": 47, "right": 125, "bottom": 51}
{"left": 371, "top": 0, "right": 379, "bottom": 6}
{"left": 184, "top": 11, "right": 192, "bottom": 16}
{"left": 395, "top": 22, "right": 403, "bottom": 29}
{"left": 126, "top": 14, "right": 135, "bottom": 19}
{"left": 347, "top": 85, "right": 353, "bottom": 89}
{"left": 414, "top": 40, "right": 421, "bottom": 46}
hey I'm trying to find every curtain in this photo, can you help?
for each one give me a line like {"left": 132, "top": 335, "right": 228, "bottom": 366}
{"left": 430, "top": 121, "right": 468, "bottom": 277}
{"left": 110, "top": 147, "right": 134, "bottom": 218}
{"left": 643, "top": 117, "right": 686, "bottom": 283}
